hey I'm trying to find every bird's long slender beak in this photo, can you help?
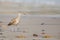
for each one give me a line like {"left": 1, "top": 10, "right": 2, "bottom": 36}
{"left": 18, "top": 11, "right": 29, "bottom": 15}
{"left": 23, "top": 12, "right": 29, "bottom": 15}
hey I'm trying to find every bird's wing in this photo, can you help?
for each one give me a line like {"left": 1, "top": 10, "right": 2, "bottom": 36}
{"left": 10, "top": 18, "right": 16, "bottom": 23}
{"left": 8, "top": 18, "right": 17, "bottom": 25}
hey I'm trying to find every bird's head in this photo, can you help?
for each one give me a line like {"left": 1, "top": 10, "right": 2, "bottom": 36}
{"left": 18, "top": 13, "right": 22, "bottom": 16}
{"left": 17, "top": 13, "right": 26, "bottom": 17}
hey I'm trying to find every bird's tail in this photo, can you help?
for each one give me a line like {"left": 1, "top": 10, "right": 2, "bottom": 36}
{"left": 8, "top": 23, "right": 12, "bottom": 26}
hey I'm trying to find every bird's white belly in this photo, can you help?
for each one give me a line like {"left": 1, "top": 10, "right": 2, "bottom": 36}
{"left": 13, "top": 20, "right": 19, "bottom": 25}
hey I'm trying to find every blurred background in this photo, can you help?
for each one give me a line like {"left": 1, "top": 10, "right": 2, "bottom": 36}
{"left": 0, "top": 0, "right": 60, "bottom": 15}
{"left": 0, "top": 0, "right": 60, "bottom": 40}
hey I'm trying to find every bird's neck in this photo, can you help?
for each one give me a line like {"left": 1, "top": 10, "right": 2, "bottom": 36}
{"left": 17, "top": 14, "right": 21, "bottom": 19}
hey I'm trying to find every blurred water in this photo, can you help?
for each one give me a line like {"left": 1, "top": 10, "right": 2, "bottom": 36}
{"left": 0, "top": 0, "right": 60, "bottom": 14}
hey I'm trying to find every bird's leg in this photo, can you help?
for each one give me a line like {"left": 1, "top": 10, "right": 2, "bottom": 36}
{"left": 15, "top": 23, "right": 19, "bottom": 32}
{"left": 17, "top": 27, "right": 20, "bottom": 32}
{"left": 15, "top": 24, "right": 18, "bottom": 26}
{"left": 14, "top": 23, "right": 19, "bottom": 26}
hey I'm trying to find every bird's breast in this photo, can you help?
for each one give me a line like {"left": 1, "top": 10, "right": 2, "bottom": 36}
{"left": 13, "top": 19, "right": 20, "bottom": 25}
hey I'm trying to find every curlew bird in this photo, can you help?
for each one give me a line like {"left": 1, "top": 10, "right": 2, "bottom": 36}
{"left": 8, "top": 13, "right": 25, "bottom": 26}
